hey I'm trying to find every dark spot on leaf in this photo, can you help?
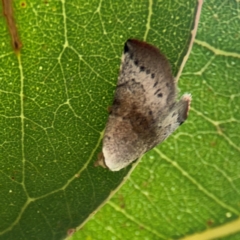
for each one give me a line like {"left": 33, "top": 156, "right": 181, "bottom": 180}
{"left": 207, "top": 219, "right": 214, "bottom": 227}
{"left": 21, "top": 2, "right": 26, "bottom": 7}
{"left": 67, "top": 229, "right": 76, "bottom": 236}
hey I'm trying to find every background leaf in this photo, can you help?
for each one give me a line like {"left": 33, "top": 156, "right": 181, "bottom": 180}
{"left": 72, "top": 0, "right": 240, "bottom": 240}
{"left": 0, "top": 0, "right": 210, "bottom": 240}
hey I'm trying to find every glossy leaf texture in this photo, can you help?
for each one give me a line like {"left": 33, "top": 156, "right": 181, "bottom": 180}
{"left": 0, "top": 1, "right": 201, "bottom": 239}
{"left": 73, "top": 0, "right": 240, "bottom": 240}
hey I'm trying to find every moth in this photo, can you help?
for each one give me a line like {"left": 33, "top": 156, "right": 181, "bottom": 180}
{"left": 95, "top": 39, "right": 191, "bottom": 171}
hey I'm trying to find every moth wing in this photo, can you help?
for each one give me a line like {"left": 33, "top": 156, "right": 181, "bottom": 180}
{"left": 98, "top": 39, "right": 191, "bottom": 171}
{"left": 152, "top": 94, "right": 191, "bottom": 147}
{"left": 102, "top": 80, "right": 152, "bottom": 171}
{"left": 118, "top": 39, "right": 177, "bottom": 118}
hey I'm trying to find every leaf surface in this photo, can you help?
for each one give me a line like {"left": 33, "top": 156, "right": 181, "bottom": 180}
{"left": 0, "top": 1, "right": 203, "bottom": 239}
{"left": 72, "top": 0, "right": 240, "bottom": 240}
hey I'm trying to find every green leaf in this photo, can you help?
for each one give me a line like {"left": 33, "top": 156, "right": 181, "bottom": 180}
{"left": 71, "top": 1, "right": 240, "bottom": 240}
{"left": 0, "top": 0, "right": 210, "bottom": 239}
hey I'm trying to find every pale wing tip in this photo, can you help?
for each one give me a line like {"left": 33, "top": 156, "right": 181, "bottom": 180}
{"left": 182, "top": 93, "right": 192, "bottom": 102}
{"left": 181, "top": 93, "right": 192, "bottom": 117}
{"left": 94, "top": 151, "right": 122, "bottom": 171}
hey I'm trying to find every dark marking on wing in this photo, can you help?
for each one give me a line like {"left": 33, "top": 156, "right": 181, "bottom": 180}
{"left": 151, "top": 73, "right": 155, "bottom": 79}
{"left": 2, "top": 0, "right": 22, "bottom": 53}
{"left": 178, "top": 116, "right": 184, "bottom": 125}
{"left": 153, "top": 82, "right": 158, "bottom": 87}
{"left": 124, "top": 41, "right": 129, "bottom": 53}
{"left": 117, "top": 82, "right": 128, "bottom": 88}
{"left": 113, "top": 98, "right": 121, "bottom": 107}
{"left": 134, "top": 60, "right": 139, "bottom": 66}
{"left": 154, "top": 89, "right": 161, "bottom": 95}
{"left": 163, "top": 124, "right": 172, "bottom": 135}
{"left": 140, "top": 66, "right": 145, "bottom": 72}
{"left": 146, "top": 69, "right": 150, "bottom": 74}
{"left": 129, "top": 111, "right": 151, "bottom": 133}
{"left": 157, "top": 93, "right": 163, "bottom": 98}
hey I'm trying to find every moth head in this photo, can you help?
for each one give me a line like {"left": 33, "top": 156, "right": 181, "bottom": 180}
{"left": 94, "top": 152, "right": 107, "bottom": 169}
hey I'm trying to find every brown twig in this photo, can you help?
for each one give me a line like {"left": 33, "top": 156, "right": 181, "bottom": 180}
{"left": 2, "top": 0, "right": 22, "bottom": 53}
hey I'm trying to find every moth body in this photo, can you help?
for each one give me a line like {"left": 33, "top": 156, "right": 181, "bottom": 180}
{"left": 95, "top": 39, "right": 191, "bottom": 171}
